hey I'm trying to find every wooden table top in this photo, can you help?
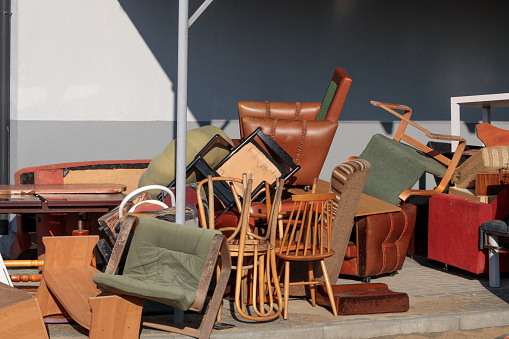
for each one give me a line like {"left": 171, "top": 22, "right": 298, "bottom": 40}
{"left": 0, "top": 184, "right": 126, "bottom": 195}
{"left": 287, "top": 179, "right": 400, "bottom": 216}
{"left": 0, "top": 185, "right": 126, "bottom": 213}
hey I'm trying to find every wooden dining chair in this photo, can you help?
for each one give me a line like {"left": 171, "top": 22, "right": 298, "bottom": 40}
{"left": 276, "top": 192, "right": 338, "bottom": 319}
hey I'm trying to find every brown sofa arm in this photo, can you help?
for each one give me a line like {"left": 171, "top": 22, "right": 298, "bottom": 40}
{"left": 355, "top": 204, "right": 417, "bottom": 278}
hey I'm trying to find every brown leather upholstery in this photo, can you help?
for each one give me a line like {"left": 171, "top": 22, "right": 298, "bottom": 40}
{"left": 238, "top": 68, "right": 352, "bottom": 186}
{"left": 241, "top": 117, "right": 338, "bottom": 186}
{"left": 341, "top": 204, "right": 417, "bottom": 280}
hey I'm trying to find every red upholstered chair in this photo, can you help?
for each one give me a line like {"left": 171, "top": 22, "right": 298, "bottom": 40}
{"left": 428, "top": 188, "right": 509, "bottom": 274}
{"left": 238, "top": 68, "right": 352, "bottom": 186}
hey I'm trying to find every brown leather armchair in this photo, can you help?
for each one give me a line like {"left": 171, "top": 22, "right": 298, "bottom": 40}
{"left": 238, "top": 68, "right": 352, "bottom": 186}
{"left": 341, "top": 204, "right": 417, "bottom": 282}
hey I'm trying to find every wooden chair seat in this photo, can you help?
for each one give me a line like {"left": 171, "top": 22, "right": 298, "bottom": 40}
{"left": 276, "top": 248, "right": 335, "bottom": 262}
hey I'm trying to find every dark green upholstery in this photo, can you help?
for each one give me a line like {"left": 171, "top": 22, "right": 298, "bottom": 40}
{"left": 316, "top": 81, "right": 338, "bottom": 121}
{"left": 93, "top": 216, "right": 222, "bottom": 311}
{"left": 358, "top": 134, "right": 446, "bottom": 205}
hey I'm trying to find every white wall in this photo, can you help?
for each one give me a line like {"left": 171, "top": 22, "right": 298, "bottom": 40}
{"left": 13, "top": 0, "right": 177, "bottom": 123}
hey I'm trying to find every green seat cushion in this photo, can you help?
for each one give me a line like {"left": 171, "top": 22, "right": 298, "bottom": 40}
{"left": 358, "top": 134, "right": 446, "bottom": 205}
{"left": 93, "top": 216, "right": 222, "bottom": 311}
{"left": 138, "top": 125, "right": 233, "bottom": 198}
{"left": 316, "top": 81, "right": 338, "bottom": 121}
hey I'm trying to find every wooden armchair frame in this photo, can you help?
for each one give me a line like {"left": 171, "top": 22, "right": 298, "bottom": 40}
{"left": 370, "top": 101, "right": 466, "bottom": 202}
{"left": 37, "top": 215, "right": 231, "bottom": 339}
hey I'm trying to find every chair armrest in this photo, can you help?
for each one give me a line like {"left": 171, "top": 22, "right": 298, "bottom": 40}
{"left": 427, "top": 133, "right": 466, "bottom": 142}
{"left": 399, "top": 188, "right": 443, "bottom": 203}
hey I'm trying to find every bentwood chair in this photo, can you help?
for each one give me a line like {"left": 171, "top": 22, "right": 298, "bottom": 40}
{"left": 276, "top": 192, "right": 338, "bottom": 319}
{"left": 197, "top": 175, "right": 284, "bottom": 320}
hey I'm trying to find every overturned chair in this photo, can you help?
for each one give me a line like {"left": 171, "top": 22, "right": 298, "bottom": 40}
{"left": 37, "top": 215, "right": 231, "bottom": 339}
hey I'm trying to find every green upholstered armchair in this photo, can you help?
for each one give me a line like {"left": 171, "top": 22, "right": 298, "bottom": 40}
{"left": 355, "top": 101, "right": 466, "bottom": 206}
{"left": 92, "top": 216, "right": 231, "bottom": 339}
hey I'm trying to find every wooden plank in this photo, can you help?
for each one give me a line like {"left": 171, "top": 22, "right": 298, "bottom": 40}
{"left": 287, "top": 179, "right": 400, "bottom": 216}
{"left": 217, "top": 143, "right": 281, "bottom": 196}
{"left": 89, "top": 295, "right": 145, "bottom": 339}
{"left": 34, "top": 184, "right": 126, "bottom": 194}
{"left": 44, "top": 266, "right": 101, "bottom": 329}
{"left": 355, "top": 193, "right": 400, "bottom": 216}
{"left": 42, "top": 236, "right": 99, "bottom": 268}
{"left": 476, "top": 173, "right": 509, "bottom": 196}
{"left": 0, "top": 283, "right": 49, "bottom": 339}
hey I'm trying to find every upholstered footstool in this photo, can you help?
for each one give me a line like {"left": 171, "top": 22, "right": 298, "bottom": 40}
{"left": 315, "top": 283, "right": 409, "bottom": 315}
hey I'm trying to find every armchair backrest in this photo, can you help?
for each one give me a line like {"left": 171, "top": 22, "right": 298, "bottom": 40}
{"left": 316, "top": 67, "right": 352, "bottom": 121}
{"left": 238, "top": 67, "right": 352, "bottom": 128}
{"left": 324, "top": 159, "right": 370, "bottom": 283}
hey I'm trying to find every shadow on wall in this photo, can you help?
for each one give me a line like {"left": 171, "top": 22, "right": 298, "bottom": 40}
{"left": 117, "top": 0, "right": 509, "bottom": 130}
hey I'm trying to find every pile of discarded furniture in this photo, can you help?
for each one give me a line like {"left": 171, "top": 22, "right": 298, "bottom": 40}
{"left": 3, "top": 68, "right": 454, "bottom": 338}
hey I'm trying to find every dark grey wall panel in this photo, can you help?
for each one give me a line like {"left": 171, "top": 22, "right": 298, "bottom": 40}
{"left": 118, "top": 0, "right": 509, "bottom": 123}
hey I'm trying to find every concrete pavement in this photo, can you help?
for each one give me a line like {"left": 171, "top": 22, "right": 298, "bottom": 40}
{"left": 35, "top": 255, "right": 509, "bottom": 338}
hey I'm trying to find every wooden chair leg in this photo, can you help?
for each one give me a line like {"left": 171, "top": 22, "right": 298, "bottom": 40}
{"left": 320, "top": 260, "right": 338, "bottom": 316}
{"left": 89, "top": 295, "right": 145, "bottom": 339}
{"left": 283, "top": 260, "right": 290, "bottom": 320}
{"left": 308, "top": 261, "right": 316, "bottom": 307}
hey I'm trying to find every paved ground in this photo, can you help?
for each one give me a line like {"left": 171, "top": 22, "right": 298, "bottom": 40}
{"left": 11, "top": 255, "right": 509, "bottom": 338}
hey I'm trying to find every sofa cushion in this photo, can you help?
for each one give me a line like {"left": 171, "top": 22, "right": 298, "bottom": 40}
{"left": 93, "top": 216, "right": 222, "bottom": 311}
